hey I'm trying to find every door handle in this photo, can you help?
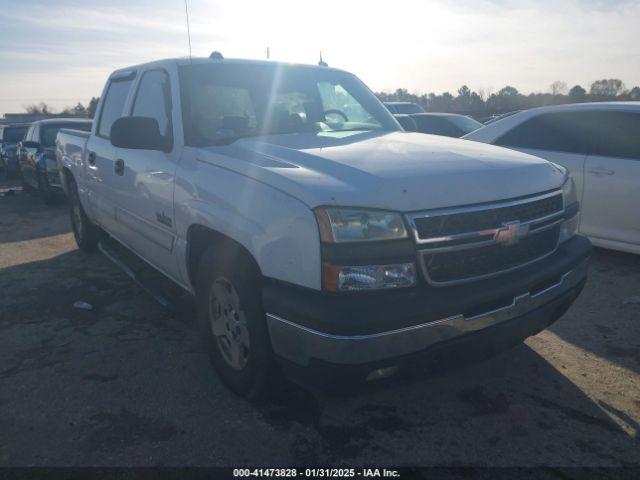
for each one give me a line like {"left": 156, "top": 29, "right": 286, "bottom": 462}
{"left": 87, "top": 151, "right": 96, "bottom": 166}
{"left": 114, "top": 158, "right": 125, "bottom": 176}
{"left": 589, "top": 168, "right": 614, "bottom": 176}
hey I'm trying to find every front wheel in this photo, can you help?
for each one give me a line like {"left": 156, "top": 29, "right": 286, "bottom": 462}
{"left": 195, "top": 246, "right": 276, "bottom": 400}
{"left": 68, "top": 176, "right": 100, "bottom": 252}
{"left": 37, "top": 171, "right": 55, "bottom": 204}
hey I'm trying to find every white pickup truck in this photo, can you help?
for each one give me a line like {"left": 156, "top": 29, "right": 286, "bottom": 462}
{"left": 57, "top": 54, "right": 591, "bottom": 398}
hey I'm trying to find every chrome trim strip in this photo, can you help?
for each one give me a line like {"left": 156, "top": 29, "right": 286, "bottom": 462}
{"left": 266, "top": 260, "right": 587, "bottom": 366}
{"left": 418, "top": 218, "right": 564, "bottom": 254}
{"left": 406, "top": 189, "right": 564, "bottom": 245}
{"left": 417, "top": 227, "right": 562, "bottom": 287}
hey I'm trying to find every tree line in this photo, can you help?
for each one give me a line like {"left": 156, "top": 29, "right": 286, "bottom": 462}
{"left": 24, "top": 97, "right": 100, "bottom": 118}
{"left": 22, "top": 78, "right": 639, "bottom": 121}
{"left": 375, "top": 79, "right": 640, "bottom": 119}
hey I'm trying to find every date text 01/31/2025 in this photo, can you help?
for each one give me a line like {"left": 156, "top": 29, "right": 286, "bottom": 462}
{"left": 233, "top": 468, "right": 401, "bottom": 478}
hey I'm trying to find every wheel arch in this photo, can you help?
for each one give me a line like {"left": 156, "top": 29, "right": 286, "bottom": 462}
{"left": 186, "top": 224, "right": 262, "bottom": 291}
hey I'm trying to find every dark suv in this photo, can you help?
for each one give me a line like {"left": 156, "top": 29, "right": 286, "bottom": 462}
{"left": 0, "top": 124, "right": 30, "bottom": 178}
{"left": 19, "top": 118, "right": 92, "bottom": 202}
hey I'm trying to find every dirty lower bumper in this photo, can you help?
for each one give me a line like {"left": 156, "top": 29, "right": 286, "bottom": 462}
{"left": 277, "top": 276, "right": 585, "bottom": 390}
{"left": 267, "top": 259, "right": 587, "bottom": 368}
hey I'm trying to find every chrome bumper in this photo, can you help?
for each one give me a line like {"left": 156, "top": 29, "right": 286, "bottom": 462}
{"left": 266, "top": 260, "right": 588, "bottom": 366}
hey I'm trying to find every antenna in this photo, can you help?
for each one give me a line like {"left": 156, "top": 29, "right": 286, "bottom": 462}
{"left": 184, "top": 0, "right": 192, "bottom": 61}
{"left": 318, "top": 51, "right": 328, "bottom": 67}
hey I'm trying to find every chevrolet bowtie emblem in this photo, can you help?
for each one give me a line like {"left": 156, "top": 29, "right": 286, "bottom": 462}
{"left": 494, "top": 221, "right": 529, "bottom": 246}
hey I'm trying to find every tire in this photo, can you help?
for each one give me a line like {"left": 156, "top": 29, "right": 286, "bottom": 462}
{"left": 195, "top": 245, "right": 275, "bottom": 400}
{"left": 37, "top": 171, "right": 55, "bottom": 204}
{"left": 67, "top": 176, "right": 100, "bottom": 252}
{"left": 21, "top": 175, "right": 35, "bottom": 193}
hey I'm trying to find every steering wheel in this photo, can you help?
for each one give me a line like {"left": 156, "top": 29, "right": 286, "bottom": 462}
{"left": 323, "top": 109, "right": 349, "bottom": 122}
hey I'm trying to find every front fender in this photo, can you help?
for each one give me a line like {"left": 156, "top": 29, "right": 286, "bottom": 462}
{"left": 175, "top": 169, "right": 322, "bottom": 291}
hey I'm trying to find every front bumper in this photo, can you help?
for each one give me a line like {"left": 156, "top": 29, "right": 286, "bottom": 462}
{"left": 264, "top": 235, "right": 591, "bottom": 376}
{"left": 2, "top": 154, "right": 19, "bottom": 173}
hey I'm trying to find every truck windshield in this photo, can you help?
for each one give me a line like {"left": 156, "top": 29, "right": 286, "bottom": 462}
{"left": 179, "top": 63, "right": 400, "bottom": 146}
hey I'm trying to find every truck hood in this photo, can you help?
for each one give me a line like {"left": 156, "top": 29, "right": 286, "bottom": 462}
{"left": 197, "top": 131, "right": 565, "bottom": 212}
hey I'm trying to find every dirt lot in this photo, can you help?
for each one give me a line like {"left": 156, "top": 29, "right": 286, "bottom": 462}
{"left": 0, "top": 177, "right": 639, "bottom": 467}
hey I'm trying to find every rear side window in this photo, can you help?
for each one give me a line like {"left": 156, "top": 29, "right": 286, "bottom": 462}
{"left": 131, "top": 70, "right": 172, "bottom": 139}
{"left": 495, "top": 111, "right": 599, "bottom": 155}
{"left": 595, "top": 111, "right": 640, "bottom": 160}
{"left": 98, "top": 78, "right": 134, "bottom": 138}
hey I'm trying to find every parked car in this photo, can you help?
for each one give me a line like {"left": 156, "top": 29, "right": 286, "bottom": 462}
{"left": 464, "top": 102, "right": 640, "bottom": 255}
{"left": 393, "top": 114, "right": 418, "bottom": 131}
{"left": 19, "top": 118, "right": 92, "bottom": 202}
{"left": 398, "top": 113, "right": 483, "bottom": 138}
{"left": 0, "top": 123, "right": 30, "bottom": 178}
{"left": 384, "top": 102, "right": 425, "bottom": 114}
{"left": 57, "top": 55, "right": 590, "bottom": 398}
{"left": 482, "top": 110, "right": 522, "bottom": 125}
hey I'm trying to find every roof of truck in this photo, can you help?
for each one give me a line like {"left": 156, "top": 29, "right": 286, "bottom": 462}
{"left": 30, "top": 118, "right": 92, "bottom": 126}
{"left": 109, "top": 56, "right": 349, "bottom": 79}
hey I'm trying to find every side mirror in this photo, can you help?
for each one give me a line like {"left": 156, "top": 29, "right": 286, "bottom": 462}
{"left": 110, "top": 116, "right": 169, "bottom": 152}
{"left": 21, "top": 140, "right": 41, "bottom": 149}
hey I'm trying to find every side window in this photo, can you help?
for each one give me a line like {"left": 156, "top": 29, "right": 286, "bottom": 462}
{"left": 25, "top": 125, "right": 34, "bottom": 142}
{"left": 131, "top": 70, "right": 172, "bottom": 138}
{"left": 595, "top": 112, "right": 640, "bottom": 160}
{"left": 495, "top": 112, "right": 598, "bottom": 155}
{"left": 98, "top": 78, "right": 134, "bottom": 138}
{"left": 32, "top": 125, "right": 40, "bottom": 143}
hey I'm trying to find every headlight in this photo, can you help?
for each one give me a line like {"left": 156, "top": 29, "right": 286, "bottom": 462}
{"left": 562, "top": 175, "right": 578, "bottom": 207}
{"left": 559, "top": 175, "right": 579, "bottom": 243}
{"left": 315, "top": 207, "right": 408, "bottom": 243}
{"left": 323, "top": 263, "right": 416, "bottom": 292}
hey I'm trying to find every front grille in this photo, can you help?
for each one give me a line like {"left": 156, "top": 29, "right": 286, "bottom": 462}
{"left": 408, "top": 190, "right": 565, "bottom": 285}
{"left": 414, "top": 193, "right": 563, "bottom": 239}
{"left": 422, "top": 225, "right": 560, "bottom": 284}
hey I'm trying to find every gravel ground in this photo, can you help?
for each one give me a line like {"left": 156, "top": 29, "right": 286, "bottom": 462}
{"left": 0, "top": 177, "right": 639, "bottom": 467}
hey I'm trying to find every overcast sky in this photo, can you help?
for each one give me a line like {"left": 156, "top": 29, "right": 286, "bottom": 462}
{"left": 1, "top": 0, "right": 639, "bottom": 115}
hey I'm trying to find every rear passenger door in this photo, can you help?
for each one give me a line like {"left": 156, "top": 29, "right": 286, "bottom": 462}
{"left": 85, "top": 72, "right": 135, "bottom": 233}
{"left": 581, "top": 111, "right": 640, "bottom": 248}
{"left": 110, "top": 68, "right": 181, "bottom": 280}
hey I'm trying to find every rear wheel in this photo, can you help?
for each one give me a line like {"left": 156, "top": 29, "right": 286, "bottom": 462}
{"left": 195, "top": 245, "right": 276, "bottom": 400}
{"left": 68, "top": 176, "right": 100, "bottom": 252}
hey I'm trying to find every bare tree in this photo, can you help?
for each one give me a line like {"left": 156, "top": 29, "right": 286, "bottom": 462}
{"left": 24, "top": 102, "right": 54, "bottom": 115}
{"left": 550, "top": 81, "right": 568, "bottom": 95}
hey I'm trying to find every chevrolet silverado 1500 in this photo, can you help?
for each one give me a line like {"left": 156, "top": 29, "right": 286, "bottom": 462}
{"left": 56, "top": 54, "right": 591, "bottom": 398}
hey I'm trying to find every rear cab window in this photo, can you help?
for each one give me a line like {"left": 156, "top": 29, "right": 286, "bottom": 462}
{"left": 41, "top": 123, "right": 92, "bottom": 147}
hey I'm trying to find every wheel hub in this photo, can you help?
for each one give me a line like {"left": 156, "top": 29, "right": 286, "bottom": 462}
{"left": 209, "top": 278, "right": 250, "bottom": 370}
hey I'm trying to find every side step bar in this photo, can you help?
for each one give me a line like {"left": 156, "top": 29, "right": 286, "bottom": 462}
{"left": 98, "top": 237, "right": 192, "bottom": 312}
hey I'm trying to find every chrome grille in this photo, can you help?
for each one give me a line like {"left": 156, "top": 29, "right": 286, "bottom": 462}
{"left": 407, "top": 190, "right": 564, "bottom": 286}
